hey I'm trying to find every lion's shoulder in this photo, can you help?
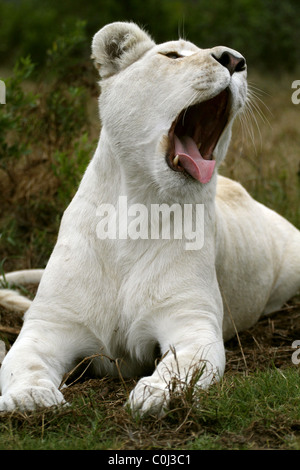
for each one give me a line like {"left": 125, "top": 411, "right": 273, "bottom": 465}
{"left": 216, "top": 175, "right": 251, "bottom": 206}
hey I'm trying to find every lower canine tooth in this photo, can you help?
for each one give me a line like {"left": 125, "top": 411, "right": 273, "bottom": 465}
{"left": 173, "top": 155, "right": 179, "bottom": 166}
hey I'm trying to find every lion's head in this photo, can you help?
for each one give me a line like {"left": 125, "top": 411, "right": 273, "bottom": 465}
{"left": 92, "top": 22, "right": 247, "bottom": 195}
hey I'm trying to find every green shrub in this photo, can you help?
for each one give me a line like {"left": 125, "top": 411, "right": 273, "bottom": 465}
{"left": 0, "top": 21, "right": 96, "bottom": 270}
{"left": 0, "top": 56, "right": 38, "bottom": 167}
{"left": 1, "top": 0, "right": 300, "bottom": 71}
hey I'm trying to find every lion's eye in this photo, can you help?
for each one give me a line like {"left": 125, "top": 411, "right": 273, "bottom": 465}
{"left": 161, "top": 52, "right": 183, "bottom": 59}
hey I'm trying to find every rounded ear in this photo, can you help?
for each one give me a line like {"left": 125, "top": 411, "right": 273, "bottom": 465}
{"left": 91, "top": 22, "right": 155, "bottom": 79}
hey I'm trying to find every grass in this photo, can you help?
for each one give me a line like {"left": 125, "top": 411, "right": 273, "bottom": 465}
{"left": 0, "top": 368, "right": 299, "bottom": 450}
{"left": 189, "top": 369, "right": 300, "bottom": 450}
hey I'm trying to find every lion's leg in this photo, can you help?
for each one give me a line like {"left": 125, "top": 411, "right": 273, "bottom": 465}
{"left": 0, "top": 319, "right": 94, "bottom": 412}
{"left": 128, "top": 314, "right": 225, "bottom": 416}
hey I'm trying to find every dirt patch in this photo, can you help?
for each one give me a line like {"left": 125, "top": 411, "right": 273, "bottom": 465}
{"left": 225, "top": 297, "right": 300, "bottom": 373}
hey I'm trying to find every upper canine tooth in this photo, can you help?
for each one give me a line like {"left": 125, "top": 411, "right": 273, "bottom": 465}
{"left": 173, "top": 155, "right": 179, "bottom": 166}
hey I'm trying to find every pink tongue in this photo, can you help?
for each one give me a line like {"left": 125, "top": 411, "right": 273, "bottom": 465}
{"left": 174, "top": 135, "right": 216, "bottom": 183}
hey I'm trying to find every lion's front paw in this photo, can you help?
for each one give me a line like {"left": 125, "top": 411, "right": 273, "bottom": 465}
{"left": 0, "top": 382, "right": 67, "bottom": 412}
{"left": 128, "top": 377, "right": 170, "bottom": 417}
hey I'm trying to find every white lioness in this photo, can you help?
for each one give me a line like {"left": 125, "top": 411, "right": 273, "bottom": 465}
{"left": 0, "top": 22, "right": 299, "bottom": 416}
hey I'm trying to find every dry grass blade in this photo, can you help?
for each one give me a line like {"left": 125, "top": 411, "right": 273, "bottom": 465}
{"left": 221, "top": 290, "right": 248, "bottom": 371}
{"left": 59, "top": 352, "right": 116, "bottom": 389}
{"left": 0, "top": 325, "right": 20, "bottom": 335}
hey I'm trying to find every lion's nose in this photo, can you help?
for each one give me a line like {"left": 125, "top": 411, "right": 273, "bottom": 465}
{"left": 212, "top": 51, "right": 246, "bottom": 75}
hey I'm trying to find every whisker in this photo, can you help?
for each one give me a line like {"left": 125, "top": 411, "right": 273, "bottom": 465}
{"left": 178, "top": 17, "right": 186, "bottom": 41}
{"left": 240, "top": 106, "right": 257, "bottom": 152}
{"left": 247, "top": 85, "right": 273, "bottom": 124}
{"left": 237, "top": 78, "right": 274, "bottom": 154}
{"left": 248, "top": 81, "right": 271, "bottom": 97}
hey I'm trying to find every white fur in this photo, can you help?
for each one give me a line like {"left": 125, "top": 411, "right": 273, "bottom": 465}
{"left": 0, "top": 22, "right": 299, "bottom": 416}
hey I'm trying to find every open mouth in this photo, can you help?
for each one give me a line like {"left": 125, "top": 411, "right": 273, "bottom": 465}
{"left": 166, "top": 88, "right": 230, "bottom": 183}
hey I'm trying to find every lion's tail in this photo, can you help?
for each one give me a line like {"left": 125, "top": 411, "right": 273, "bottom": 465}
{"left": 0, "top": 269, "right": 44, "bottom": 313}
